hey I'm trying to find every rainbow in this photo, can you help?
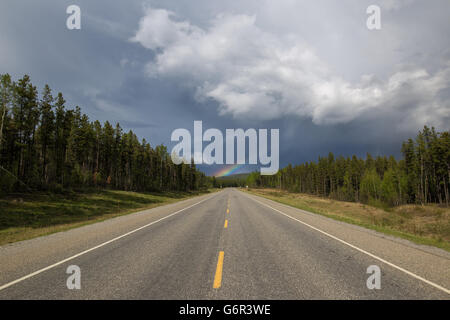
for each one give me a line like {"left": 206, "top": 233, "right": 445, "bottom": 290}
{"left": 213, "top": 164, "right": 245, "bottom": 177}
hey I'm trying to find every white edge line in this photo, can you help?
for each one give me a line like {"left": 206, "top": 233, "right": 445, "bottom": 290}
{"left": 242, "top": 191, "right": 450, "bottom": 295}
{"left": 0, "top": 192, "right": 220, "bottom": 292}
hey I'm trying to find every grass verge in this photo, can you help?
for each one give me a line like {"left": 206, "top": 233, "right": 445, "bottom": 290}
{"left": 0, "top": 189, "right": 216, "bottom": 246}
{"left": 245, "top": 188, "right": 450, "bottom": 252}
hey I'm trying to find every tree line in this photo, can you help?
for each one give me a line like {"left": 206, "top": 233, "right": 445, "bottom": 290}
{"left": 0, "top": 74, "right": 211, "bottom": 194}
{"left": 246, "top": 126, "right": 449, "bottom": 207}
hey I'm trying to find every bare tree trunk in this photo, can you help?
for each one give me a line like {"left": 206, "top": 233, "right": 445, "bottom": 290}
{"left": 447, "top": 168, "right": 450, "bottom": 207}
{"left": 420, "top": 154, "right": 424, "bottom": 205}
{"left": 0, "top": 104, "right": 6, "bottom": 152}
{"left": 445, "top": 180, "right": 449, "bottom": 207}
{"left": 160, "top": 158, "right": 163, "bottom": 189}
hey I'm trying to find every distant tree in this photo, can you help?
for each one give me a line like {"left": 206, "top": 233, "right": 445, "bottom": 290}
{"left": 38, "top": 84, "right": 55, "bottom": 184}
{"left": 0, "top": 74, "right": 12, "bottom": 154}
{"left": 360, "top": 168, "right": 382, "bottom": 203}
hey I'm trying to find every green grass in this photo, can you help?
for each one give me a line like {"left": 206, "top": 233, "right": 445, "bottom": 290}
{"left": 246, "top": 188, "right": 450, "bottom": 252}
{"left": 0, "top": 189, "right": 215, "bottom": 245}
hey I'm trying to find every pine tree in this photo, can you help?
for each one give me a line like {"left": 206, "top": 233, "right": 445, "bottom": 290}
{"left": 39, "top": 84, "right": 55, "bottom": 184}
{"left": 0, "top": 74, "right": 12, "bottom": 154}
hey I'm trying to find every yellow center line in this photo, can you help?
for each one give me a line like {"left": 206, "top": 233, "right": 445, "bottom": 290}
{"left": 224, "top": 219, "right": 228, "bottom": 228}
{"left": 213, "top": 251, "right": 225, "bottom": 289}
{"left": 226, "top": 208, "right": 229, "bottom": 214}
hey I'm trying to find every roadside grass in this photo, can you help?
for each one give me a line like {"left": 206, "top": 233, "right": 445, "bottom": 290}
{"left": 246, "top": 188, "right": 450, "bottom": 252}
{"left": 0, "top": 189, "right": 216, "bottom": 246}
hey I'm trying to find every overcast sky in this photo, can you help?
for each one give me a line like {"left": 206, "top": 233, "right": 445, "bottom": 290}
{"left": 1, "top": 0, "right": 449, "bottom": 175}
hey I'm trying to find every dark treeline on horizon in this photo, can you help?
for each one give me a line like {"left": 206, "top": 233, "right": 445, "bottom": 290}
{"left": 2, "top": 73, "right": 449, "bottom": 207}
{"left": 0, "top": 74, "right": 210, "bottom": 194}
{"left": 247, "top": 126, "right": 449, "bottom": 207}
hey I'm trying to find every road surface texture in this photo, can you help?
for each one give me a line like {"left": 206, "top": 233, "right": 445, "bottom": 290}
{"left": 0, "top": 189, "right": 449, "bottom": 299}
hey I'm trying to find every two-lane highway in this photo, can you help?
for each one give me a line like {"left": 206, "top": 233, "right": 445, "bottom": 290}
{"left": 0, "top": 189, "right": 449, "bottom": 299}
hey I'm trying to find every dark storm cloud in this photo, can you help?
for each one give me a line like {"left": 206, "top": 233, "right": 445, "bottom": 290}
{"left": 1, "top": 0, "right": 449, "bottom": 176}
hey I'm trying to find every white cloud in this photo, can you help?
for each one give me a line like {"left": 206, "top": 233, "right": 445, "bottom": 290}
{"left": 132, "top": 7, "right": 450, "bottom": 130}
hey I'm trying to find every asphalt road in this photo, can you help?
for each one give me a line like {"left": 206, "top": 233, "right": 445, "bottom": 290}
{"left": 0, "top": 189, "right": 449, "bottom": 299}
